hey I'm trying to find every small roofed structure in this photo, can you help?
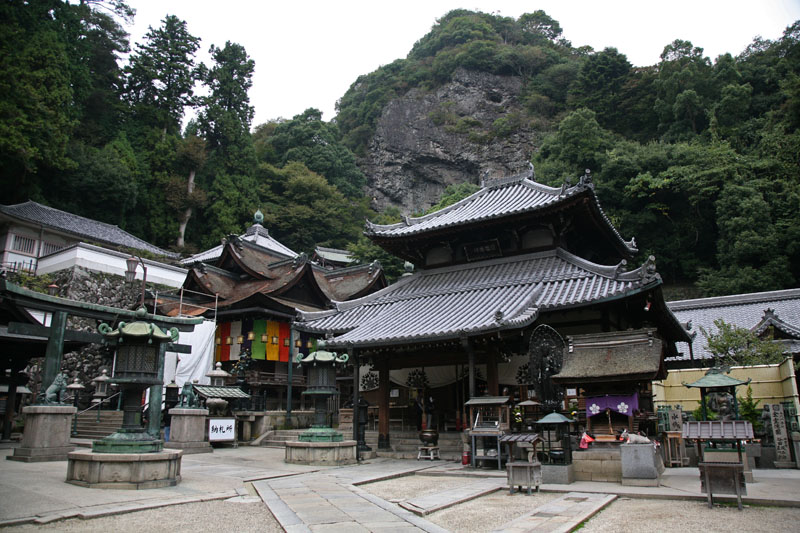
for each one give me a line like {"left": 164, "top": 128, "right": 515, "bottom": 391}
{"left": 683, "top": 366, "right": 751, "bottom": 421}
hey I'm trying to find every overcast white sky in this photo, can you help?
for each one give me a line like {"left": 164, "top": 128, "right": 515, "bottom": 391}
{"left": 124, "top": 0, "right": 800, "bottom": 127}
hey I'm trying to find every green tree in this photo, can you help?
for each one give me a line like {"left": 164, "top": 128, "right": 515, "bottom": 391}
{"left": 569, "top": 48, "right": 632, "bottom": 131}
{"left": 124, "top": 15, "right": 201, "bottom": 136}
{"left": 653, "top": 40, "right": 713, "bottom": 140}
{"left": 700, "top": 319, "right": 786, "bottom": 367}
{"left": 256, "top": 162, "right": 371, "bottom": 253}
{"left": 0, "top": 1, "right": 76, "bottom": 200}
{"left": 168, "top": 135, "right": 207, "bottom": 249}
{"left": 192, "top": 41, "right": 259, "bottom": 248}
{"left": 262, "top": 108, "right": 366, "bottom": 198}
{"left": 347, "top": 206, "right": 406, "bottom": 283}
{"left": 534, "top": 108, "right": 613, "bottom": 180}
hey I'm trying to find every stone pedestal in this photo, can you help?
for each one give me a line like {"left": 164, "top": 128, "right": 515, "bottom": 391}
{"left": 66, "top": 448, "right": 182, "bottom": 489}
{"left": 621, "top": 443, "right": 661, "bottom": 486}
{"left": 541, "top": 463, "right": 575, "bottom": 484}
{"left": 8, "top": 405, "right": 76, "bottom": 462}
{"left": 285, "top": 440, "right": 357, "bottom": 465}
{"left": 164, "top": 408, "right": 212, "bottom": 454}
{"left": 338, "top": 408, "right": 354, "bottom": 433}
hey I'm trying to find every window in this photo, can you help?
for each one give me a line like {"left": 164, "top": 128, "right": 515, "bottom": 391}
{"left": 11, "top": 234, "right": 36, "bottom": 255}
{"left": 40, "top": 241, "right": 64, "bottom": 256}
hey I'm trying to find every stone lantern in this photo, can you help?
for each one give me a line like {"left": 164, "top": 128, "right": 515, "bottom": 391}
{"left": 206, "top": 361, "right": 230, "bottom": 386}
{"left": 297, "top": 340, "right": 349, "bottom": 442}
{"left": 91, "top": 369, "right": 110, "bottom": 406}
{"left": 92, "top": 308, "right": 178, "bottom": 453}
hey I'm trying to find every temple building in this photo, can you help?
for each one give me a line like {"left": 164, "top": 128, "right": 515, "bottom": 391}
{"left": 158, "top": 211, "right": 386, "bottom": 408}
{"left": 297, "top": 169, "right": 691, "bottom": 448}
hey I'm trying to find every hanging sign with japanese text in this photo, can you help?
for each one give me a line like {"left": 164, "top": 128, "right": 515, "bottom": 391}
{"left": 208, "top": 418, "right": 236, "bottom": 442}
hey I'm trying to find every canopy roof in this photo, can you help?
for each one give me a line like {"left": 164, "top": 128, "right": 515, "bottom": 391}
{"left": 163, "top": 240, "right": 386, "bottom": 319}
{"left": 683, "top": 367, "right": 751, "bottom": 389}
{"left": 552, "top": 329, "right": 666, "bottom": 384}
{"left": 298, "top": 248, "right": 686, "bottom": 349}
{"left": 365, "top": 170, "right": 637, "bottom": 263}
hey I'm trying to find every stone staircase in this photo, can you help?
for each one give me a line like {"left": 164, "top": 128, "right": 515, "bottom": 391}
{"left": 261, "top": 428, "right": 465, "bottom": 460}
{"left": 72, "top": 410, "right": 123, "bottom": 440}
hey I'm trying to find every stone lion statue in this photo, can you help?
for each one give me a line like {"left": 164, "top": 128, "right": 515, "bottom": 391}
{"left": 179, "top": 382, "right": 199, "bottom": 408}
{"left": 38, "top": 373, "right": 68, "bottom": 404}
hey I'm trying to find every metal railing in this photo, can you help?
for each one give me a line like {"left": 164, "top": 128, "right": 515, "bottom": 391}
{"left": 71, "top": 392, "right": 122, "bottom": 436}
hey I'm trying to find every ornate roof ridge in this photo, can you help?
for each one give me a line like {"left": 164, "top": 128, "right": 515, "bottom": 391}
{"left": 667, "top": 288, "right": 800, "bottom": 312}
{"left": 315, "top": 260, "right": 382, "bottom": 278}
{"left": 751, "top": 308, "right": 800, "bottom": 338}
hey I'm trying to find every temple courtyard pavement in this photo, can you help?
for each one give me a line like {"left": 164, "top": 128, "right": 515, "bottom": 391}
{"left": 1, "top": 443, "right": 800, "bottom": 532}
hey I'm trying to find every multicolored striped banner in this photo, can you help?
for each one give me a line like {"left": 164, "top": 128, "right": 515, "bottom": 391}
{"left": 251, "top": 319, "right": 267, "bottom": 360}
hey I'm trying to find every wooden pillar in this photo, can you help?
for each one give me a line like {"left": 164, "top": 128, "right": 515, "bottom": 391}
{"left": 487, "top": 353, "right": 499, "bottom": 396}
{"left": 147, "top": 343, "right": 167, "bottom": 438}
{"left": 377, "top": 355, "right": 390, "bottom": 450}
{"left": 461, "top": 337, "right": 476, "bottom": 399}
{"left": 287, "top": 327, "right": 296, "bottom": 424}
{"left": 41, "top": 310, "right": 67, "bottom": 398}
{"left": 352, "top": 349, "right": 359, "bottom": 443}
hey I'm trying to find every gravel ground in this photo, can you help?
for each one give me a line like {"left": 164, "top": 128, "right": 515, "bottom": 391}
{"left": 578, "top": 497, "right": 800, "bottom": 533}
{"left": 1, "top": 500, "right": 281, "bottom": 533}
{"left": 5, "top": 476, "right": 800, "bottom": 532}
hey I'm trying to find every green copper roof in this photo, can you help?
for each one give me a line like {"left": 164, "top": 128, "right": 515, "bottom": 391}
{"left": 683, "top": 367, "right": 751, "bottom": 389}
{"left": 98, "top": 308, "right": 179, "bottom": 343}
{"left": 295, "top": 340, "right": 350, "bottom": 365}
{"left": 535, "top": 412, "right": 575, "bottom": 424}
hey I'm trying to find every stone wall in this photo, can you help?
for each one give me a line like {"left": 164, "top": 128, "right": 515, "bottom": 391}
{"left": 20, "top": 266, "right": 145, "bottom": 402}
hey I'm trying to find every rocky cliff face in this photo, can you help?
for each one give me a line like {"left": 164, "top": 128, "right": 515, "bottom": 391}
{"left": 361, "top": 69, "right": 539, "bottom": 213}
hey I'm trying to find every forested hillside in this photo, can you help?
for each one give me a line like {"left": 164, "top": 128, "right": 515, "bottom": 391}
{"left": 1, "top": 3, "right": 798, "bottom": 296}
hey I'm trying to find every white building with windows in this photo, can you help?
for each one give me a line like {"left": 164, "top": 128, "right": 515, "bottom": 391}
{"left": 0, "top": 201, "right": 185, "bottom": 287}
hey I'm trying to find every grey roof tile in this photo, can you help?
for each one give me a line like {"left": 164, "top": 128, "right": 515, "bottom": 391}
{"left": 667, "top": 288, "right": 800, "bottom": 360}
{"left": 0, "top": 201, "right": 176, "bottom": 258}
{"left": 364, "top": 171, "right": 636, "bottom": 255}
{"left": 298, "top": 248, "right": 657, "bottom": 347}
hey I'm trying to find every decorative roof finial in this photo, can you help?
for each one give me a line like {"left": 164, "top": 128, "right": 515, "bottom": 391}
{"left": 254, "top": 209, "right": 264, "bottom": 225}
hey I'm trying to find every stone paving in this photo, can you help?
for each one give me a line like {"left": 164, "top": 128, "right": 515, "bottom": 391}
{"left": 399, "top": 478, "right": 506, "bottom": 515}
{"left": 2, "top": 443, "right": 800, "bottom": 532}
{"left": 490, "top": 492, "right": 616, "bottom": 533}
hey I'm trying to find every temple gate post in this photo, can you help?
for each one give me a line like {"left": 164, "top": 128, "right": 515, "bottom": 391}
{"left": 462, "top": 336, "right": 476, "bottom": 399}
{"left": 377, "top": 355, "right": 391, "bottom": 449}
{"left": 41, "top": 311, "right": 68, "bottom": 395}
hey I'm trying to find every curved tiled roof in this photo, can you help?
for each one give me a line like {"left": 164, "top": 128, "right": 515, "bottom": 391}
{"left": 297, "top": 248, "right": 659, "bottom": 348}
{"left": 364, "top": 171, "right": 637, "bottom": 256}
{"left": 0, "top": 201, "right": 176, "bottom": 258}
{"left": 667, "top": 288, "right": 800, "bottom": 361}
{"left": 180, "top": 223, "right": 297, "bottom": 265}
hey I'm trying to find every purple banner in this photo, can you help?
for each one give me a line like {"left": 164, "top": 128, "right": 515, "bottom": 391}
{"left": 586, "top": 394, "right": 639, "bottom": 417}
